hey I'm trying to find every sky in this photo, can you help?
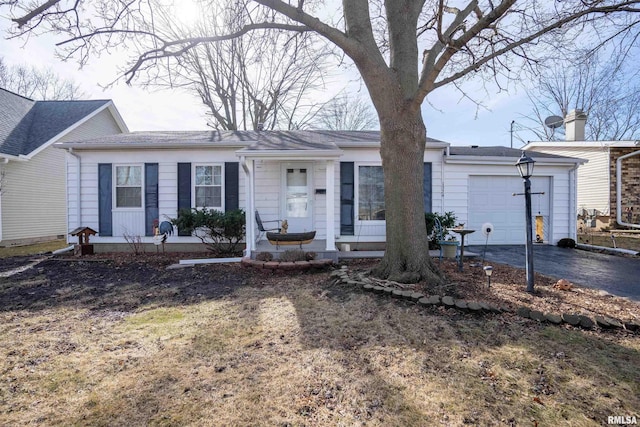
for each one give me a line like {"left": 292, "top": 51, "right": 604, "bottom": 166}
{"left": 0, "top": 11, "right": 548, "bottom": 148}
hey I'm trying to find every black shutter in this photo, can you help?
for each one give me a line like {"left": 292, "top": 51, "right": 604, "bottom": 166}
{"left": 145, "top": 163, "right": 159, "bottom": 236}
{"left": 340, "top": 162, "right": 355, "bottom": 235}
{"left": 177, "top": 163, "right": 192, "bottom": 236}
{"left": 423, "top": 162, "right": 432, "bottom": 213}
{"left": 224, "top": 162, "right": 239, "bottom": 212}
{"left": 98, "top": 163, "right": 112, "bottom": 236}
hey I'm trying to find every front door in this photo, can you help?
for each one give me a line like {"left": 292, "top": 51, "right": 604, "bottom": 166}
{"left": 281, "top": 163, "right": 314, "bottom": 232}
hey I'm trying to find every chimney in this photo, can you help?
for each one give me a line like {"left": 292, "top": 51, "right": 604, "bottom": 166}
{"left": 564, "top": 109, "right": 587, "bottom": 141}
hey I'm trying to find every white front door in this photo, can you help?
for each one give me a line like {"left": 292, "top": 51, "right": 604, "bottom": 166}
{"left": 281, "top": 163, "right": 314, "bottom": 232}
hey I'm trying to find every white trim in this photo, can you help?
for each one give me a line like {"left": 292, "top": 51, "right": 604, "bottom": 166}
{"left": 237, "top": 149, "right": 342, "bottom": 160}
{"left": 192, "top": 163, "right": 224, "bottom": 210}
{"left": 445, "top": 155, "right": 586, "bottom": 166}
{"left": 325, "top": 160, "right": 336, "bottom": 251}
{"left": 113, "top": 164, "right": 144, "bottom": 210}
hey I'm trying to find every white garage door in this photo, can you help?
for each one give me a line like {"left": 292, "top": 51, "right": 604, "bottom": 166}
{"left": 466, "top": 176, "right": 551, "bottom": 245}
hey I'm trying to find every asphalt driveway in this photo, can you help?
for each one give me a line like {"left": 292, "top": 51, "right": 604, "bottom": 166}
{"left": 467, "top": 245, "right": 640, "bottom": 301}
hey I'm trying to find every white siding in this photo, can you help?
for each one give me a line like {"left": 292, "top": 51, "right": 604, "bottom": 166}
{"left": 2, "top": 146, "right": 67, "bottom": 242}
{"left": 71, "top": 148, "right": 245, "bottom": 243}
{"left": 444, "top": 163, "right": 574, "bottom": 245}
{"left": 58, "top": 108, "right": 124, "bottom": 143}
{"left": 531, "top": 146, "right": 609, "bottom": 214}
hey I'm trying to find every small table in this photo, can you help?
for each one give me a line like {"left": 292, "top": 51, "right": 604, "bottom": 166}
{"left": 449, "top": 229, "right": 476, "bottom": 271}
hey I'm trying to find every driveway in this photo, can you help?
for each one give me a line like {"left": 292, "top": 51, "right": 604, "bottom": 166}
{"left": 467, "top": 245, "right": 640, "bottom": 301}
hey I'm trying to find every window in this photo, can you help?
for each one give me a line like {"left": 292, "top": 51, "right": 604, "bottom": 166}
{"left": 194, "top": 164, "right": 222, "bottom": 209}
{"left": 115, "top": 165, "right": 142, "bottom": 208}
{"left": 358, "top": 165, "right": 385, "bottom": 220}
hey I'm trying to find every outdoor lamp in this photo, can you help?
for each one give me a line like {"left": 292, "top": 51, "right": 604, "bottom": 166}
{"left": 515, "top": 151, "right": 535, "bottom": 179}
{"left": 515, "top": 151, "right": 536, "bottom": 293}
{"left": 483, "top": 266, "right": 493, "bottom": 288}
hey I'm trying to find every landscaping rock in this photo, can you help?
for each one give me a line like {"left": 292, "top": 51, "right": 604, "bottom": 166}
{"left": 487, "top": 304, "right": 502, "bottom": 314}
{"left": 418, "top": 297, "right": 430, "bottom": 306}
{"left": 595, "top": 316, "right": 612, "bottom": 329}
{"left": 382, "top": 287, "right": 394, "bottom": 296}
{"left": 362, "top": 284, "right": 375, "bottom": 292}
{"left": 478, "top": 301, "right": 491, "bottom": 312}
{"left": 529, "top": 310, "right": 545, "bottom": 322}
{"left": 264, "top": 261, "right": 280, "bottom": 270}
{"left": 544, "top": 313, "right": 563, "bottom": 324}
{"left": 624, "top": 320, "right": 640, "bottom": 332}
{"left": 578, "top": 315, "right": 595, "bottom": 329}
{"left": 441, "top": 296, "right": 455, "bottom": 307}
{"left": 604, "top": 317, "right": 624, "bottom": 329}
{"left": 372, "top": 286, "right": 386, "bottom": 294}
{"left": 516, "top": 306, "right": 531, "bottom": 319}
{"left": 409, "top": 292, "right": 424, "bottom": 302}
{"left": 401, "top": 291, "right": 415, "bottom": 301}
{"left": 391, "top": 289, "right": 404, "bottom": 299}
{"left": 561, "top": 313, "right": 581, "bottom": 326}
{"left": 427, "top": 295, "right": 441, "bottom": 306}
{"left": 467, "top": 302, "right": 482, "bottom": 312}
{"left": 454, "top": 300, "right": 469, "bottom": 310}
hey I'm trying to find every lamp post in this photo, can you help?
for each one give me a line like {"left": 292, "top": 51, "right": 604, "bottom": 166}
{"left": 515, "top": 151, "right": 536, "bottom": 293}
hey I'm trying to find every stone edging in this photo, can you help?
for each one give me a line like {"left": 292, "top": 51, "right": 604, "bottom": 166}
{"left": 330, "top": 266, "right": 640, "bottom": 333}
{"left": 241, "top": 257, "right": 333, "bottom": 271}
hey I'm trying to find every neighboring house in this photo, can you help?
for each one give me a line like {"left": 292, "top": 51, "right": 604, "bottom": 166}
{"left": 0, "top": 88, "right": 128, "bottom": 246}
{"left": 55, "top": 130, "right": 583, "bottom": 258}
{"left": 523, "top": 109, "right": 640, "bottom": 230}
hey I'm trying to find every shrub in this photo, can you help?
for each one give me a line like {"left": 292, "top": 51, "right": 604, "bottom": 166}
{"left": 557, "top": 238, "right": 576, "bottom": 248}
{"left": 171, "top": 208, "right": 246, "bottom": 256}
{"left": 425, "top": 211, "right": 457, "bottom": 249}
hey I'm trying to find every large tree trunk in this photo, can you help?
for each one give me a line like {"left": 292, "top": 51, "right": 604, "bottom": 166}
{"left": 372, "top": 111, "right": 444, "bottom": 285}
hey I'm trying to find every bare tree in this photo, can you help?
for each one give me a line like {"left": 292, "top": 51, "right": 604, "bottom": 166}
{"left": 150, "top": 3, "right": 333, "bottom": 130}
{"left": 3, "top": 0, "right": 639, "bottom": 282}
{"left": 0, "top": 57, "right": 85, "bottom": 100}
{"left": 525, "top": 54, "right": 640, "bottom": 141}
{"left": 315, "top": 92, "right": 378, "bottom": 130}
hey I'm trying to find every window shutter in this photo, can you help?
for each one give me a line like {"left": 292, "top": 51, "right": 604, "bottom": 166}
{"left": 145, "top": 163, "right": 159, "bottom": 236}
{"left": 177, "top": 163, "right": 192, "bottom": 236}
{"left": 98, "top": 163, "right": 113, "bottom": 236}
{"left": 224, "top": 162, "right": 239, "bottom": 212}
{"left": 423, "top": 162, "right": 432, "bottom": 213}
{"left": 340, "top": 162, "right": 355, "bottom": 235}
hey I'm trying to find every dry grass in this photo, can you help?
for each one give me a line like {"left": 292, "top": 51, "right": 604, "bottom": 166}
{"left": 0, "top": 239, "right": 68, "bottom": 258}
{"left": 0, "top": 259, "right": 638, "bottom": 426}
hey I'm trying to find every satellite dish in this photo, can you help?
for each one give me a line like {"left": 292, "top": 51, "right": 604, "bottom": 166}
{"left": 544, "top": 115, "right": 564, "bottom": 129}
{"left": 482, "top": 222, "right": 494, "bottom": 237}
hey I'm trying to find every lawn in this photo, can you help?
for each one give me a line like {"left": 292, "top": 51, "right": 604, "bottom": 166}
{"left": 0, "top": 254, "right": 638, "bottom": 426}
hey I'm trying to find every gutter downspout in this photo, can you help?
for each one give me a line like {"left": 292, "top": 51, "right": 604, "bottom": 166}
{"left": 441, "top": 149, "right": 446, "bottom": 212}
{"left": 66, "top": 149, "right": 82, "bottom": 239}
{"left": 616, "top": 147, "right": 640, "bottom": 229}
{"left": 569, "top": 163, "right": 579, "bottom": 241}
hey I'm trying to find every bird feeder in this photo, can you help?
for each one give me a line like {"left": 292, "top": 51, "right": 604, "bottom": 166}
{"left": 70, "top": 226, "right": 97, "bottom": 256}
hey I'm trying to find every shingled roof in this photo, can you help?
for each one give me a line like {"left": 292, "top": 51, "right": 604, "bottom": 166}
{"left": 0, "top": 88, "right": 111, "bottom": 157}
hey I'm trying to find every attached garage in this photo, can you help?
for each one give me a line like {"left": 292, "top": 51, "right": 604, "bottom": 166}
{"left": 466, "top": 175, "right": 551, "bottom": 245}
{"left": 442, "top": 146, "right": 584, "bottom": 246}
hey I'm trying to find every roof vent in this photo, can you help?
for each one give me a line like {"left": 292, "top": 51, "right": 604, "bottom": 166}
{"left": 471, "top": 145, "right": 479, "bottom": 148}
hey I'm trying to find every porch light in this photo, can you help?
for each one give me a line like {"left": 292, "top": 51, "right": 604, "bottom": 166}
{"left": 483, "top": 266, "right": 493, "bottom": 288}
{"left": 515, "top": 151, "right": 535, "bottom": 179}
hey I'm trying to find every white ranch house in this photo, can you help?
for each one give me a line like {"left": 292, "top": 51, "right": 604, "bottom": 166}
{"left": 55, "top": 130, "right": 584, "bottom": 259}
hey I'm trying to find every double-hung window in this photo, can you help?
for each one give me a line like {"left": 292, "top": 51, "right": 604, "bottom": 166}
{"left": 194, "top": 164, "right": 223, "bottom": 209}
{"left": 358, "top": 165, "right": 385, "bottom": 220}
{"left": 115, "top": 165, "right": 142, "bottom": 208}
